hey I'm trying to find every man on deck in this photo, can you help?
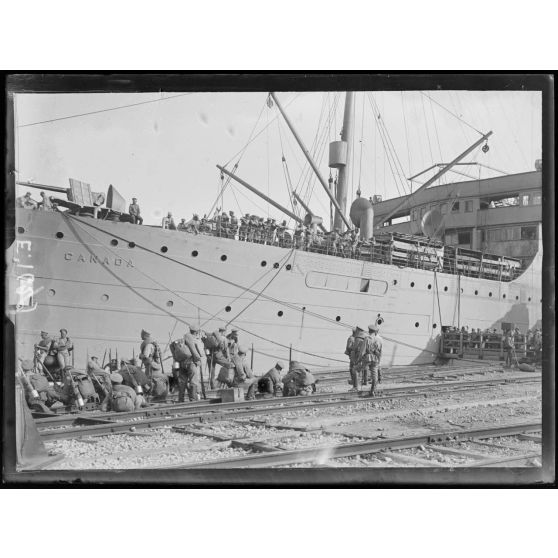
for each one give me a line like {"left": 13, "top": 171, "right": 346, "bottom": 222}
{"left": 129, "top": 198, "right": 143, "bottom": 224}
{"left": 16, "top": 192, "right": 38, "bottom": 209}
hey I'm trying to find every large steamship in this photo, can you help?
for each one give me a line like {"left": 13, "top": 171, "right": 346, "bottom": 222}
{"left": 8, "top": 92, "right": 542, "bottom": 371}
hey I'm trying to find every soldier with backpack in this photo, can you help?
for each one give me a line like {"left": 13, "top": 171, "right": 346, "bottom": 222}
{"left": 230, "top": 346, "right": 258, "bottom": 400}
{"left": 109, "top": 373, "right": 140, "bottom": 412}
{"left": 20, "top": 359, "right": 68, "bottom": 411}
{"left": 503, "top": 330, "right": 515, "bottom": 368}
{"left": 349, "top": 326, "right": 371, "bottom": 392}
{"left": 344, "top": 327, "right": 357, "bottom": 387}
{"left": 171, "top": 326, "right": 203, "bottom": 402}
{"left": 140, "top": 330, "right": 161, "bottom": 378}
{"left": 282, "top": 361, "right": 316, "bottom": 397}
{"left": 204, "top": 326, "right": 231, "bottom": 390}
{"left": 150, "top": 370, "right": 170, "bottom": 402}
{"left": 119, "top": 359, "right": 152, "bottom": 400}
{"left": 257, "top": 361, "right": 285, "bottom": 397}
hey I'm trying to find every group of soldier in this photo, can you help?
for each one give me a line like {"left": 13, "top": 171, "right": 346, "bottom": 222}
{"left": 16, "top": 191, "right": 54, "bottom": 211}
{"left": 345, "top": 323, "right": 383, "bottom": 396}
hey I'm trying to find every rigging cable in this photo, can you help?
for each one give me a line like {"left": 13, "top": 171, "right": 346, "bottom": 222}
{"left": 401, "top": 92, "right": 412, "bottom": 177}
{"left": 18, "top": 92, "right": 195, "bottom": 128}
{"left": 357, "top": 91, "right": 365, "bottom": 193}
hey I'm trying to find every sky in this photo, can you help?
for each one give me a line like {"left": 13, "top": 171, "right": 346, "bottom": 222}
{"left": 14, "top": 89, "right": 542, "bottom": 227}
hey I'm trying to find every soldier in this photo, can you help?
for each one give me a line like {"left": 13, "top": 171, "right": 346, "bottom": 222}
{"left": 349, "top": 326, "right": 369, "bottom": 391}
{"left": 367, "top": 324, "right": 383, "bottom": 396}
{"left": 177, "top": 218, "right": 188, "bottom": 231}
{"left": 119, "top": 358, "right": 152, "bottom": 398}
{"left": 503, "top": 329, "right": 515, "bottom": 368}
{"left": 344, "top": 328, "right": 357, "bottom": 386}
{"left": 229, "top": 211, "right": 238, "bottom": 239}
{"left": 220, "top": 212, "right": 230, "bottom": 238}
{"left": 282, "top": 361, "right": 316, "bottom": 397}
{"left": 87, "top": 356, "right": 112, "bottom": 410}
{"left": 109, "top": 373, "right": 141, "bottom": 412}
{"left": 150, "top": 369, "right": 170, "bottom": 402}
{"left": 16, "top": 191, "right": 38, "bottom": 209}
{"left": 239, "top": 213, "right": 250, "bottom": 241}
{"left": 38, "top": 191, "right": 54, "bottom": 211}
{"left": 162, "top": 212, "right": 176, "bottom": 230}
{"left": 140, "top": 329, "right": 160, "bottom": 377}
{"left": 35, "top": 330, "right": 54, "bottom": 369}
{"left": 276, "top": 220, "right": 287, "bottom": 247}
{"left": 191, "top": 326, "right": 207, "bottom": 381}
{"left": 227, "top": 329, "right": 240, "bottom": 357}
{"left": 269, "top": 219, "right": 277, "bottom": 245}
{"left": 128, "top": 198, "right": 143, "bottom": 224}
{"left": 54, "top": 329, "right": 73, "bottom": 370}
{"left": 177, "top": 326, "right": 203, "bottom": 402}
{"left": 294, "top": 223, "right": 304, "bottom": 249}
{"left": 19, "top": 359, "right": 67, "bottom": 411}
{"left": 230, "top": 346, "right": 257, "bottom": 400}
{"left": 257, "top": 361, "right": 285, "bottom": 396}
{"left": 207, "top": 326, "right": 230, "bottom": 390}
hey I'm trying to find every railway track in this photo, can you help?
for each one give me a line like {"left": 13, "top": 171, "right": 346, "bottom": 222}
{"left": 164, "top": 421, "right": 542, "bottom": 469}
{"left": 38, "top": 373, "right": 540, "bottom": 441}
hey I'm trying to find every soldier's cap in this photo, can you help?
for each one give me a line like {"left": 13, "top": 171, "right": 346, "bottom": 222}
{"left": 189, "top": 325, "right": 199, "bottom": 333}
{"left": 368, "top": 324, "right": 379, "bottom": 332}
{"left": 237, "top": 345, "right": 247, "bottom": 354}
{"left": 60, "top": 328, "right": 68, "bottom": 334}
{"left": 40, "top": 191, "right": 45, "bottom": 196}
{"left": 21, "top": 359, "right": 34, "bottom": 371}
{"left": 141, "top": 329, "right": 151, "bottom": 338}
{"left": 91, "top": 356, "right": 99, "bottom": 360}
{"left": 40, "top": 330, "right": 48, "bottom": 335}
{"left": 110, "top": 373, "right": 123, "bottom": 383}
{"left": 229, "top": 210, "right": 234, "bottom": 215}
{"left": 25, "top": 192, "right": 31, "bottom": 196}
{"left": 218, "top": 326, "right": 227, "bottom": 332}
{"left": 231, "top": 329, "right": 238, "bottom": 334}
{"left": 132, "top": 197, "right": 137, "bottom": 201}
{"left": 355, "top": 325, "right": 365, "bottom": 332}
{"left": 275, "top": 361, "right": 285, "bottom": 369}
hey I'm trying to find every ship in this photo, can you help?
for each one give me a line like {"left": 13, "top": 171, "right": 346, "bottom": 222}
{"left": 8, "top": 91, "right": 542, "bottom": 371}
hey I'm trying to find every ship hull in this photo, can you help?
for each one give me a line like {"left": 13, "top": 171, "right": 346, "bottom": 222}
{"left": 8, "top": 210, "right": 542, "bottom": 371}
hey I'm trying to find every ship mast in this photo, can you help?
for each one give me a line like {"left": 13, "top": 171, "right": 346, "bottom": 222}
{"left": 330, "top": 92, "right": 355, "bottom": 232}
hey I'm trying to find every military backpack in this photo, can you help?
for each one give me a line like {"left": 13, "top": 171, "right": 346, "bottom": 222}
{"left": 170, "top": 338, "right": 193, "bottom": 362}
{"left": 111, "top": 390, "right": 134, "bottom": 412}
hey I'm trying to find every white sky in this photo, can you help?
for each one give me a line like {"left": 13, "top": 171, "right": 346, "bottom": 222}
{"left": 14, "top": 90, "right": 542, "bottom": 226}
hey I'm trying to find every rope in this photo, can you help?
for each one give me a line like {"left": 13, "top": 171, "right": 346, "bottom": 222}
{"left": 401, "top": 92, "right": 412, "bottom": 176}
{"left": 420, "top": 91, "right": 484, "bottom": 136}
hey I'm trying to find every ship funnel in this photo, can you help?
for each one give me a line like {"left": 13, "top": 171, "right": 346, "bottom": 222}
{"left": 349, "top": 197, "right": 374, "bottom": 240}
{"left": 421, "top": 208, "right": 445, "bottom": 239}
{"left": 304, "top": 213, "right": 323, "bottom": 232}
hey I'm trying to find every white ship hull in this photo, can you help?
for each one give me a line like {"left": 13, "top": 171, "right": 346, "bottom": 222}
{"left": 9, "top": 209, "right": 542, "bottom": 371}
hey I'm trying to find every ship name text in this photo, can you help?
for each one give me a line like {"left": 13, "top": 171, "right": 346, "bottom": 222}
{"left": 64, "top": 252, "right": 134, "bottom": 267}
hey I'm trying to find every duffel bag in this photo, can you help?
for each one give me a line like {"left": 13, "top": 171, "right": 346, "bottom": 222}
{"left": 217, "top": 365, "right": 234, "bottom": 387}
{"left": 29, "top": 373, "right": 50, "bottom": 394}
{"left": 73, "top": 373, "right": 99, "bottom": 402}
{"left": 170, "top": 339, "right": 192, "bottom": 362}
{"left": 257, "top": 377, "right": 273, "bottom": 394}
{"left": 151, "top": 375, "right": 169, "bottom": 398}
{"left": 111, "top": 391, "right": 134, "bottom": 412}
{"left": 202, "top": 332, "right": 220, "bottom": 351}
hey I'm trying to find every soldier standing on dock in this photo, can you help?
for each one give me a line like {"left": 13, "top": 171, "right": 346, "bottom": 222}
{"left": 367, "top": 324, "right": 383, "bottom": 396}
{"left": 345, "top": 328, "right": 357, "bottom": 387}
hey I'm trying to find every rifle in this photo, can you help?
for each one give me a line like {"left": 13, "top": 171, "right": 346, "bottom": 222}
{"left": 37, "top": 358, "right": 56, "bottom": 383}
{"left": 101, "top": 348, "right": 107, "bottom": 369}
{"left": 65, "top": 368, "right": 84, "bottom": 409}
{"left": 86, "top": 349, "right": 108, "bottom": 399}
{"left": 17, "top": 361, "right": 39, "bottom": 400}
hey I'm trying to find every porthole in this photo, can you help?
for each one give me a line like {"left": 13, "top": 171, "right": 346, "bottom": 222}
{"left": 475, "top": 290, "right": 479, "bottom": 295}
{"left": 101, "top": 294, "right": 109, "bottom": 302}
{"left": 225, "top": 305, "right": 231, "bottom": 312}
{"left": 515, "top": 296, "right": 519, "bottom": 300}
{"left": 166, "top": 300, "right": 174, "bottom": 308}
{"left": 443, "top": 286, "right": 448, "bottom": 292}
{"left": 433, "top": 323, "right": 437, "bottom": 329}
{"left": 503, "top": 294, "right": 506, "bottom": 299}
{"left": 410, "top": 282, "right": 415, "bottom": 288}
{"left": 393, "top": 279, "right": 398, "bottom": 285}
{"left": 427, "top": 284, "right": 432, "bottom": 290}
{"left": 221, "top": 254, "right": 227, "bottom": 261}
{"left": 161, "top": 246, "right": 168, "bottom": 253}
{"left": 56, "top": 232, "right": 64, "bottom": 239}
{"left": 489, "top": 292, "right": 492, "bottom": 297}
{"left": 335, "top": 316, "right": 341, "bottom": 322}
{"left": 528, "top": 297, "right": 531, "bottom": 302}
{"left": 128, "top": 242, "right": 136, "bottom": 248}
{"left": 111, "top": 239, "right": 118, "bottom": 246}
{"left": 17, "top": 227, "right": 25, "bottom": 234}
{"left": 286, "top": 264, "right": 292, "bottom": 271}
{"left": 191, "top": 250, "right": 198, "bottom": 257}
{"left": 273, "top": 262, "right": 279, "bottom": 269}
{"left": 48, "top": 289, "right": 55, "bottom": 297}
{"left": 277, "top": 310, "right": 284, "bottom": 317}
{"left": 261, "top": 260, "right": 267, "bottom": 267}
{"left": 415, "top": 322, "right": 420, "bottom": 328}
{"left": 377, "top": 318, "right": 383, "bottom": 325}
